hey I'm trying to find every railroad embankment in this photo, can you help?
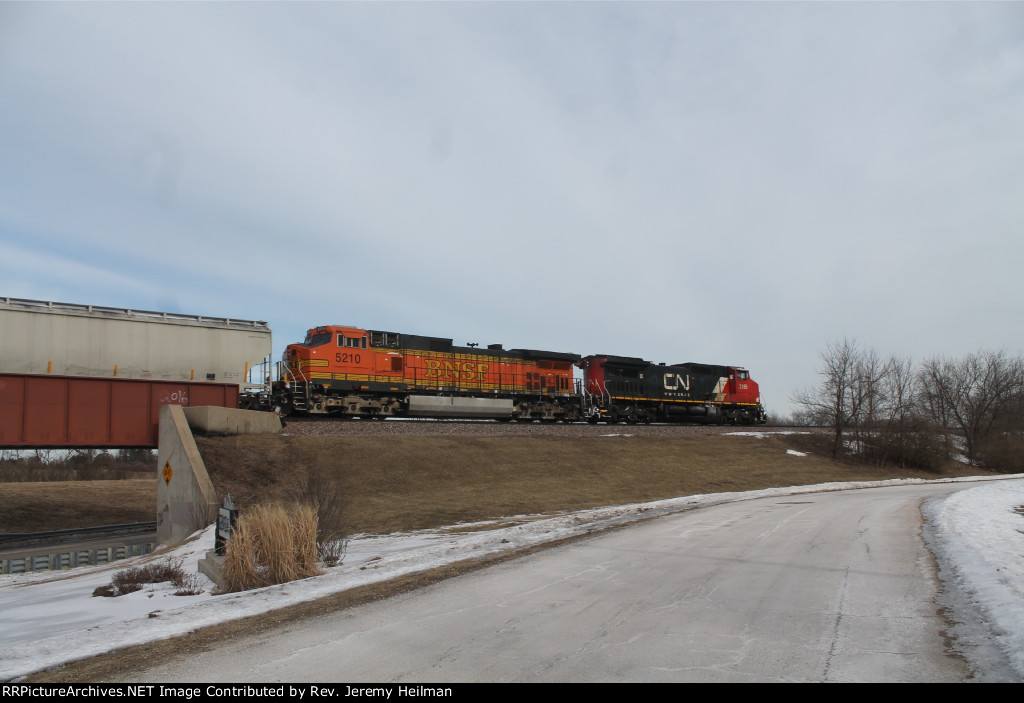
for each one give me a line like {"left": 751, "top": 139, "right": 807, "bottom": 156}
{"left": 196, "top": 428, "right": 988, "bottom": 536}
{"left": 0, "top": 426, "right": 995, "bottom": 535}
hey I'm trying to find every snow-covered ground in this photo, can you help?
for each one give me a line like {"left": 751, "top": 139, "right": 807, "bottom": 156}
{"left": 2, "top": 474, "right": 1022, "bottom": 682}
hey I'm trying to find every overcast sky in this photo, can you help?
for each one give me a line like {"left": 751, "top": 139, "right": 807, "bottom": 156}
{"left": 1, "top": 2, "right": 1021, "bottom": 416}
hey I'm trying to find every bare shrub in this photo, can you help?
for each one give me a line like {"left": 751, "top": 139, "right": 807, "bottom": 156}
{"left": 0, "top": 455, "right": 74, "bottom": 483}
{"left": 173, "top": 571, "right": 207, "bottom": 596}
{"left": 92, "top": 557, "right": 201, "bottom": 597}
{"left": 117, "top": 448, "right": 157, "bottom": 467}
{"left": 149, "top": 558, "right": 187, "bottom": 583}
{"left": 919, "top": 351, "right": 1024, "bottom": 466}
{"left": 861, "top": 418, "right": 948, "bottom": 473}
{"left": 318, "top": 537, "right": 348, "bottom": 567}
{"left": 289, "top": 467, "right": 350, "bottom": 567}
{"left": 222, "top": 502, "right": 323, "bottom": 592}
{"left": 978, "top": 433, "right": 1024, "bottom": 473}
{"left": 0, "top": 448, "right": 155, "bottom": 483}
{"left": 108, "top": 568, "right": 147, "bottom": 596}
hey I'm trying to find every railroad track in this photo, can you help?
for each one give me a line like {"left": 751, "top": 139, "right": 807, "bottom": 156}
{"left": 277, "top": 417, "right": 821, "bottom": 438}
{"left": 0, "top": 521, "right": 157, "bottom": 550}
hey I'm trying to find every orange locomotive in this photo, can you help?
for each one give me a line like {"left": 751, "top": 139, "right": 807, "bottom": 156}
{"left": 274, "top": 325, "right": 582, "bottom": 421}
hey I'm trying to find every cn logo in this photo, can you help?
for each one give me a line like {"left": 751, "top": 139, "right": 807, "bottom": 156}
{"left": 663, "top": 373, "right": 690, "bottom": 391}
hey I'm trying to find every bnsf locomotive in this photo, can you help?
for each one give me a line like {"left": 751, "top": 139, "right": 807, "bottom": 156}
{"left": 274, "top": 324, "right": 766, "bottom": 424}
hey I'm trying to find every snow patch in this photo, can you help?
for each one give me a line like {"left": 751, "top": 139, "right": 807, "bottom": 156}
{"left": 1, "top": 474, "right": 1022, "bottom": 681}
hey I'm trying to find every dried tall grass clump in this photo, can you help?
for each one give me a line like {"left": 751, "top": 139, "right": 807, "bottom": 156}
{"left": 290, "top": 503, "right": 321, "bottom": 575}
{"left": 222, "top": 518, "right": 260, "bottom": 592}
{"left": 222, "top": 502, "right": 322, "bottom": 592}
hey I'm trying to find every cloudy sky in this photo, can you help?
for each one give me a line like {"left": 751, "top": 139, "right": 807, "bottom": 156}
{"left": 1, "top": 2, "right": 1021, "bottom": 416}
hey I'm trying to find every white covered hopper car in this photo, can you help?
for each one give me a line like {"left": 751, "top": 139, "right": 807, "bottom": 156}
{"left": 0, "top": 297, "right": 271, "bottom": 387}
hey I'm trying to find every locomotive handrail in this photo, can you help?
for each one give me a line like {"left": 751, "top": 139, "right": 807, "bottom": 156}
{"left": 578, "top": 378, "right": 611, "bottom": 415}
{"left": 292, "top": 359, "right": 310, "bottom": 385}
{"left": 586, "top": 380, "right": 610, "bottom": 404}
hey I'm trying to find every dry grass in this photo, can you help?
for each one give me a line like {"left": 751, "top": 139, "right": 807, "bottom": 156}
{"left": 0, "top": 479, "right": 154, "bottom": 532}
{"left": 0, "top": 432, "right": 996, "bottom": 536}
{"left": 195, "top": 432, "right": 992, "bottom": 536}
{"left": 222, "top": 502, "right": 322, "bottom": 592}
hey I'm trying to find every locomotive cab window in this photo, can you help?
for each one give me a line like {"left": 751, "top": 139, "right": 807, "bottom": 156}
{"left": 370, "top": 331, "right": 400, "bottom": 348}
{"left": 305, "top": 332, "right": 331, "bottom": 346}
{"left": 338, "top": 335, "right": 367, "bottom": 349}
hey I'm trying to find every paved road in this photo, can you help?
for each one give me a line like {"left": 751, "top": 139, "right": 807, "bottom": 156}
{"left": 118, "top": 483, "right": 972, "bottom": 682}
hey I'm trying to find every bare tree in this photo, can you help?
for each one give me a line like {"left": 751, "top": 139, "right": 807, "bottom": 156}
{"left": 918, "top": 350, "right": 1024, "bottom": 466}
{"left": 978, "top": 378, "right": 1024, "bottom": 471}
{"left": 788, "top": 407, "right": 821, "bottom": 427}
{"left": 792, "top": 337, "right": 860, "bottom": 459}
{"left": 796, "top": 342, "right": 1022, "bottom": 470}
{"left": 847, "top": 347, "right": 889, "bottom": 456}
{"left": 794, "top": 342, "right": 936, "bottom": 468}
{"left": 874, "top": 355, "right": 918, "bottom": 468}
{"left": 863, "top": 354, "right": 947, "bottom": 470}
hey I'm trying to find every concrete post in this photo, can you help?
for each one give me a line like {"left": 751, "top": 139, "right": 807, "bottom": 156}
{"left": 156, "top": 405, "right": 218, "bottom": 546}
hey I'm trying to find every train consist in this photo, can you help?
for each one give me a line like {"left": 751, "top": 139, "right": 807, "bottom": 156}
{"left": 0, "top": 295, "right": 765, "bottom": 443}
{"left": 273, "top": 324, "right": 766, "bottom": 424}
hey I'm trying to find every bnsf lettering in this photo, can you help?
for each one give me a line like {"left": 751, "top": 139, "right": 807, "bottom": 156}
{"left": 663, "top": 373, "right": 690, "bottom": 391}
{"left": 335, "top": 353, "right": 362, "bottom": 364}
{"left": 423, "top": 359, "right": 490, "bottom": 381}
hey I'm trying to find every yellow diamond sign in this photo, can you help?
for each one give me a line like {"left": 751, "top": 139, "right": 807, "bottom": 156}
{"left": 163, "top": 460, "right": 173, "bottom": 486}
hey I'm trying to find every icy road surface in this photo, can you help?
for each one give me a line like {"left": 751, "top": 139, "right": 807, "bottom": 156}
{"left": 2, "top": 475, "right": 1022, "bottom": 682}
